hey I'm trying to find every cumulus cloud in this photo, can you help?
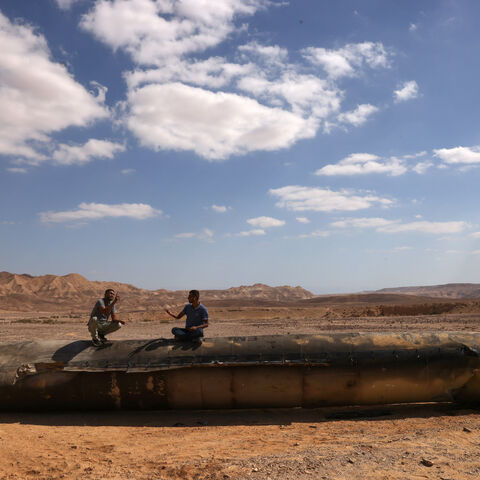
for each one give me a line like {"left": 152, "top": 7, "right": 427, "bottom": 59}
{"left": 211, "top": 205, "right": 229, "bottom": 213}
{"left": 6, "top": 167, "right": 28, "bottom": 174}
{"left": 238, "top": 42, "right": 288, "bottom": 65}
{"left": 121, "top": 168, "right": 136, "bottom": 175}
{"left": 175, "top": 228, "right": 214, "bottom": 241}
{"left": 434, "top": 146, "right": 480, "bottom": 165}
{"left": 331, "top": 217, "right": 396, "bottom": 229}
{"left": 247, "top": 216, "right": 285, "bottom": 228}
{"left": 236, "top": 71, "right": 341, "bottom": 121}
{"left": 40, "top": 202, "right": 161, "bottom": 223}
{"left": 0, "top": 12, "right": 108, "bottom": 161}
{"left": 393, "top": 246, "right": 413, "bottom": 251}
{"left": 55, "top": 0, "right": 80, "bottom": 9}
{"left": 378, "top": 220, "right": 468, "bottom": 234}
{"left": 270, "top": 186, "right": 393, "bottom": 212}
{"left": 79, "top": 2, "right": 393, "bottom": 160}
{"left": 175, "top": 232, "right": 196, "bottom": 238}
{"left": 394, "top": 80, "right": 419, "bottom": 103}
{"left": 338, "top": 104, "right": 379, "bottom": 126}
{"left": 125, "top": 56, "right": 254, "bottom": 90}
{"left": 315, "top": 151, "right": 436, "bottom": 176}
{"left": 296, "top": 217, "right": 310, "bottom": 224}
{"left": 403, "top": 151, "right": 427, "bottom": 159}
{"left": 299, "top": 230, "right": 330, "bottom": 238}
{"left": 80, "top": 0, "right": 268, "bottom": 65}
{"left": 412, "top": 161, "right": 433, "bottom": 174}
{"left": 331, "top": 217, "right": 468, "bottom": 234}
{"left": 302, "top": 42, "right": 390, "bottom": 78}
{"left": 125, "top": 55, "right": 342, "bottom": 128}
{"left": 236, "top": 229, "right": 266, "bottom": 236}
{"left": 50, "top": 139, "right": 125, "bottom": 166}
{"left": 126, "top": 83, "right": 312, "bottom": 160}
{"left": 315, "top": 153, "right": 407, "bottom": 176}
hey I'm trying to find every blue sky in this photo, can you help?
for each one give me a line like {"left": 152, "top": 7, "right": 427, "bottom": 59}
{"left": 1, "top": 0, "right": 480, "bottom": 293}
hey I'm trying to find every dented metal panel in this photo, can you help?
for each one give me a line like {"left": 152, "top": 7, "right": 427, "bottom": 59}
{"left": 0, "top": 333, "right": 480, "bottom": 410}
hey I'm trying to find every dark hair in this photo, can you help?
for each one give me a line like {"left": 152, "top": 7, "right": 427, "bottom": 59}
{"left": 104, "top": 288, "right": 115, "bottom": 295}
{"left": 189, "top": 289, "right": 200, "bottom": 299}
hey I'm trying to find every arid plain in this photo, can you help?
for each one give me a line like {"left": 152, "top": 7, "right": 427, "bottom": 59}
{"left": 1, "top": 272, "right": 480, "bottom": 480}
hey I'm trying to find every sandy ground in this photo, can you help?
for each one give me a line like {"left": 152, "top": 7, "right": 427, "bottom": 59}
{"left": 1, "top": 308, "right": 480, "bottom": 479}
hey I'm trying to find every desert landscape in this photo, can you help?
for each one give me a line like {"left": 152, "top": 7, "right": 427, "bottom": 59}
{"left": 1, "top": 272, "right": 480, "bottom": 480}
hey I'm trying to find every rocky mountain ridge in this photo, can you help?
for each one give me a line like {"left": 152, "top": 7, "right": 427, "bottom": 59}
{"left": 0, "top": 272, "right": 314, "bottom": 312}
{"left": 374, "top": 283, "right": 480, "bottom": 299}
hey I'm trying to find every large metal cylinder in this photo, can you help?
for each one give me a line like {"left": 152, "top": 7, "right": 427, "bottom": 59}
{"left": 1, "top": 333, "right": 480, "bottom": 410}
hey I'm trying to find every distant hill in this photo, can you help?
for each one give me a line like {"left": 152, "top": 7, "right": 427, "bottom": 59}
{"left": 373, "top": 283, "right": 480, "bottom": 299}
{"left": 0, "top": 272, "right": 314, "bottom": 312}
{"left": 302, "top": 293, "right": 446, "bottom": 305}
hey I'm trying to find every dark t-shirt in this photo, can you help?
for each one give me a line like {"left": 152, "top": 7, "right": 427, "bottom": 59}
{"left": 182, "top": 303, "right": 209, "bottom": 334}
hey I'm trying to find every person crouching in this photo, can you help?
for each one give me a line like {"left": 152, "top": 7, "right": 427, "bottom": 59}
{"left": 88, "top": 288, "right": 125, "bottom": 346}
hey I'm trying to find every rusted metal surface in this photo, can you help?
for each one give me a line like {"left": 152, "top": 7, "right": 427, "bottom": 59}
{"left": 1, "top": 333, "right": 480, "bottom": 410}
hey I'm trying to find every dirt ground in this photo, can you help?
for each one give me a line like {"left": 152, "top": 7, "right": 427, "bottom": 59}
{"left": 1, "top": 308, "right": 480, "bottom": 480}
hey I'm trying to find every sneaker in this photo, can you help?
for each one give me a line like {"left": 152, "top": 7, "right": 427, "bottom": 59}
{"left": 91, "top": 337, "right": 102, "bottom": 347}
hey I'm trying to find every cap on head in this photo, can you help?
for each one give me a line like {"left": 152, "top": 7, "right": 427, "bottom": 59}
{"left": 104, "top": 288, "right": 115, "bottom": 296}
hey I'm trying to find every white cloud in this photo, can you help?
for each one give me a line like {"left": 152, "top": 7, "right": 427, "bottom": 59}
{"left": 337, "top": 104, "right": 379, "bottom": 126}
{"left": 236, "top": 229, "right": 266, "bottom": 236}
{"left": 403, "top": 151, "right": 427, "bottom": 159}
{"left": 394, "top": 246, "right": 413, "bottom": 251}
{"left": 331, "top": 217, "right": 396, "bottom": 229}
{"left": 119, "top": 35, "right": 391, "bottom": 160}
{"left": 175, "top": 232, "right": 196, "bottom": 238}
{"left": 238, "top": 42, "right": 288, "bottom": 65}
{"left": 247, "top": 216, "right": 285, "bottom": 228}
{"left": 175, "top": 228, "right": 214, "bottom": 241}
{"left": 121, "top": 168, "right": 136, "bottom": 175}
{"left": 211, "top": 204, "right": 229, "bottom": 213}
{"left": 0, "top": 12, "right": 108, "bottom": 161}
{"left": 302, "top": 42, "right": 390, "bottom": 79}
{"left": 78, "top": 3, "right": 396, "bottom": 161}
{"left": 315, "top": 153, "right": 407, "bottom": 176}
{"left": 126, "top": 83, "right": 312, "bottom": 160}
{"left": 55, "top": 0, "right": 80, "bottom": 9}
{"left": 270, "top": 186, "right": 393, "bottom": 212}
{"left": 86, "top": 2, "right": 394, "bottom": 162}
{"left": 125, "top": 56, "right": 254, "bottom": 90}
{"left": 50, "top": 139, "right": 125, "bottom": 166}
{"left": 125, "top": 56, "right": 342, "bottom": 149}
{"left": 434, "top": 146, "right": 480, "bottom": 165}
{"left": 6, "top": 167, "right": 28, "bottom": 174}
{"left": 331, "top": 217, "right": 468, "bottom": 234}
{"left": 409, "top": 23, "right": 418, "bottom": 32}
{"left": 394, "top": 80, "right": 419, "bottom": 103}
{"left": 236, "top": 71, "right": 341, "bottom": 121}
{"left": 80, "top": 0, "right": 268, "bottom": 65}
{"left": 296, "top": 217, "right": 310, "bottom": 224}
{"left": 299, "top": 230, "right": 330, "bottom": 238}
{"left": 39, "top": 202, "right": 161, "bottom": 223}
{"left": 379, "top": 221, "right": 468, "bottom": 234}
{"left": 470, "top": 232, "right": 480, "bottom": 238}
{"left": 412, "top": 161, "right": 433, "bottom": 174}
